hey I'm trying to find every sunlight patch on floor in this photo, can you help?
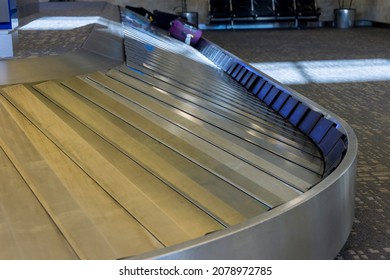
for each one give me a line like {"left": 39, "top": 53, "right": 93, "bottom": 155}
{"left": 251, "top": 59, "right": 390, "bottom": 84}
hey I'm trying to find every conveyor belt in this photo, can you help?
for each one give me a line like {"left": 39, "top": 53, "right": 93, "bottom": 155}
{"left": 0, "top": 8, "right": 329, "bottom": 260}
{"left": 116, "top": 64, "right": 311, "bottom": 147}
{"left": 111, "top": 66, "right": 323, "bottom": 173}
{"left": 0, "top": 93, "right": 164, "bottom": 259}
{"left": 121, "top": 25, "right": 323, "bottom": 178}
{"left": 122, "top": 27, "right": 322, "bottom": 154}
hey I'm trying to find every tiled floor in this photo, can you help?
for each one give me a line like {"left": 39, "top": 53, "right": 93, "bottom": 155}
{"left": 4, "top": 2, "right": 106, "bottom": 59}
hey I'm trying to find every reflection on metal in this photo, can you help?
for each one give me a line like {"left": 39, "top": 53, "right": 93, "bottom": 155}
{"left": 0, "top": 5, "right": 357, "bottom": 260}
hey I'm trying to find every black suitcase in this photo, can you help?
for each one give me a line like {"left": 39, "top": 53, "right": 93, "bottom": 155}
{"left": 152, "top": 10, "right": 187, "bottom": 30}
{"left": 125, "top": 6, "right": 154, "bottom": 22}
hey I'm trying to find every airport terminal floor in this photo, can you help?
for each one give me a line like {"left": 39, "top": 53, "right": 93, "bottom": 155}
{"left": 0, "top": 2, "right": 389, "bottom": 260}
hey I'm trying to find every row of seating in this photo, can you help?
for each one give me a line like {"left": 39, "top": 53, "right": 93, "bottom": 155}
{"left": 198, "top": 43, "right": 347, "bottom": 177}
{"left": 209, "top": 0, "right": 321, "bottom": 26}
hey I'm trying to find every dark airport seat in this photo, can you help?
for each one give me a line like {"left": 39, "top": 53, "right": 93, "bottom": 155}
{"left": 257, "top": 82, "right": 273, "bottom": 100}
{"left": 274, "top": 0, "right": 296, "bottom": 17}
{"left": 296, "top": 0, "right": 321, "bottom": 17}
{"left": 309, "top": 117, "right": 335, "bottom": 144}
{"left": 298, "top": 110, "right": 323, "bottom": 135}
{"left": 295, "top": 0, "right": 321, "bottom": 26}
{"left": 288, "top": 102, "right": 309, "bottom": 126}
{"left": 253, "top": 0, "right": 276, "bottom": 18}
{"left": 279, "top": 96, "right": 299, "bottom": 118}
{"left": 232, "top": 0, "right": 254, "bottom": 18}
{"left": 207, "top": 0, "right": 319, "bottom": 26}
{"left": 264, "top": 86, "right": 281, "bottom": 105}
{"left": 209, "top": 0, "right": 233, "bottom": 21}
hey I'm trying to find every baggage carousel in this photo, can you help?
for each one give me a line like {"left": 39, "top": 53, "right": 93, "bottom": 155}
{"left": 0, "top": 4, "right": 357, "bottom": 259}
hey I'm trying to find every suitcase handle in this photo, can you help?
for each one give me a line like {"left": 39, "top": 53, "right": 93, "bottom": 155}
{"left": 185, "top": 34, "right": 194, "bottom": 45}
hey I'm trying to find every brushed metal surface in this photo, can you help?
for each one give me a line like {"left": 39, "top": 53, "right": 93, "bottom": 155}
{"left": 107, "top": 67, "right": 323, "bottom": 178}
{"left": 35, "top": 80, "right": 271, "bottom": 217}
{"left": 0, "top": 49, "right": 121, "bottom": 86}
{"left": 116, "top": 64, "right": 311, "bottom": 147}
{"left": 133, "top": 154, "right": 356, "bottom": 259}
{"left": 76, "top": 73, "right": 309, "bottom": 197}
{"left": 0, "top": 145, "right": 79, "bottom": 260}
{"left": 0, "top": 92, "right": 163, "bottom": 259}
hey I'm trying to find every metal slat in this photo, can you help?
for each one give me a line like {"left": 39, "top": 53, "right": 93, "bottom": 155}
{"left": 121, "top": 60, "right": 313, "bottom": 143}
{"left": 0, "top": 94, "right": 163, "bottom": 259}
{"left": 102, "top": 69, "right": 322, "bottom": 177}
{"left": 1, "top": 84, "right": 226, "bottom": 247}
{"left": 67, "top": 84, "right": 296, "bottom": 203}
{"left": 115, "top": 65, "right": 319, "bottom": 156}
{"left": 121, "top": 30, "right": 323, "bottom": 177}
{"left": 33, "top": 81, "right": 272, "bottom": 219}
{"left": 123, "top": 41, "right": 272, "bottom": 108}
{"left": 63, "top": 74, "right": 310, "bottom": 196}
{"left": 0, "top": 146, "right": 79, "bottom": 260}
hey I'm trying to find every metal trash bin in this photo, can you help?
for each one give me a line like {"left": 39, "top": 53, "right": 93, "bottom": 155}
{"left": 334, "top": 8, "right": 355, "bottom": 29}
{"left": 178, "top": 12, "right": 199, "bottom": 27}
